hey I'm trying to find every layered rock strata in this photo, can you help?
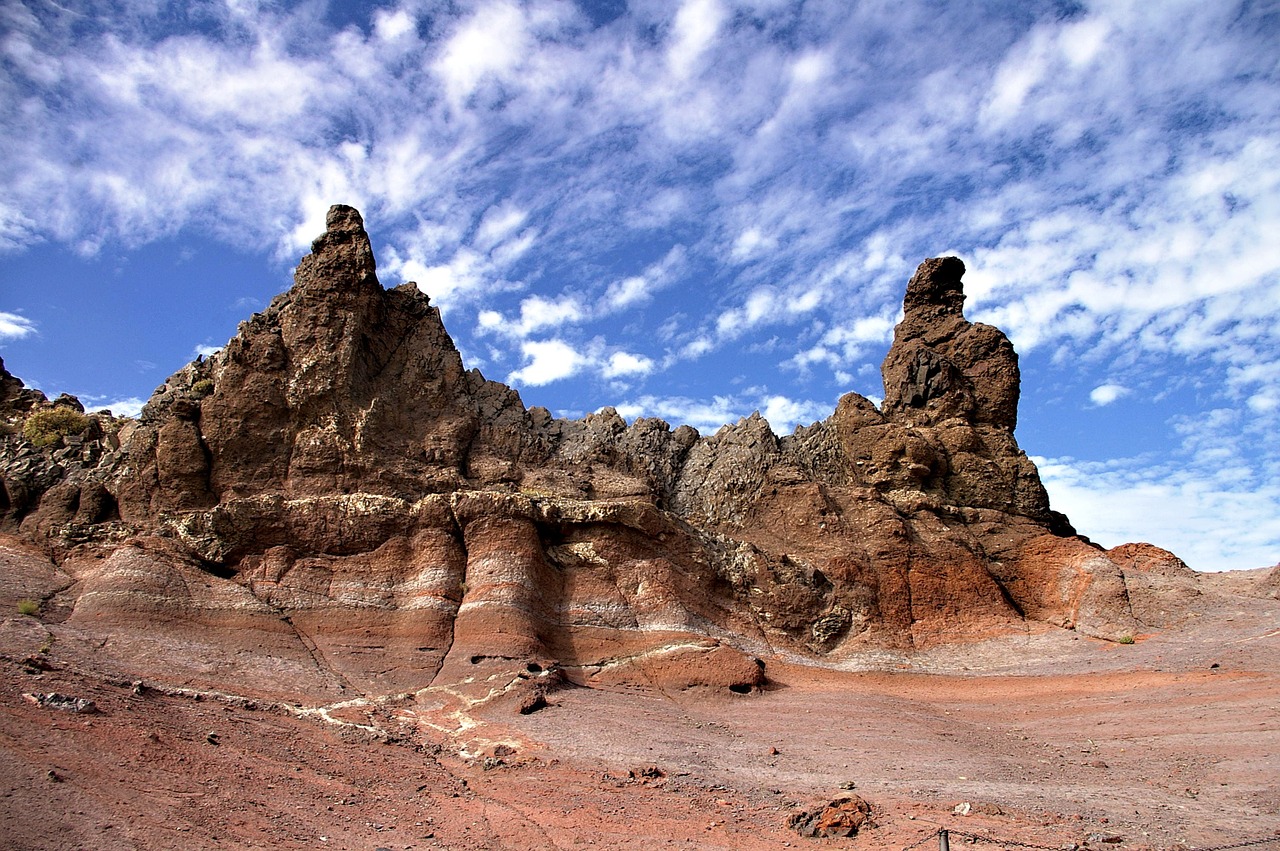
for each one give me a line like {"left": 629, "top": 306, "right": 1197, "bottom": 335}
{"left": 0, "top": 206, "right": 1159, "bottom": 696}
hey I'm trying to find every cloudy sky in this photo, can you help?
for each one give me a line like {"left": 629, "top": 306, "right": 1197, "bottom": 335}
{"left": 2, "top": 0, "right": 1277, "bottom": 571}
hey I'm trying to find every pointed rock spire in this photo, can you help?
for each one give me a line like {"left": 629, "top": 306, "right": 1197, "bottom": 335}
{"left": 292, "top": 204, "right": 379, "bottom": 295}
{"left": 881, "top": 256, "right": 1020, "bottom": 431}
{"left": 901, "top": 255, "right": 967, "bottom": 320}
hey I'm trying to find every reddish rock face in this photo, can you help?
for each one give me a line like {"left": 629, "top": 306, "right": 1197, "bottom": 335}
{"left": 0, "top": 208, "right": 1166, "bottom": 696}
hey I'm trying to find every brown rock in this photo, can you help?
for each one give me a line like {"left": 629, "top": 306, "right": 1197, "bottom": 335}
{"left": 1107, "top": 542, "right": 1195, "bottom": 577}
{"left": 789, "top": 794, "right": 873, "bottom": 838}
{"left": 1262, "top": 564, "right": 1280, "bottom": 598}
{"left": 1108, "top": 541, "right": 1202, "bottom": 629}
{"left": 0, "top": 209, "right": 1173, "bottom": 696}
{"left": 882, "top": 257, "right": 1020, "bottom": 431}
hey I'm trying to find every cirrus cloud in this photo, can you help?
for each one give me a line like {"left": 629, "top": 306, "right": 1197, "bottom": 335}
{"left": 1, "top": 0, "right": 1277, "bottom": 569}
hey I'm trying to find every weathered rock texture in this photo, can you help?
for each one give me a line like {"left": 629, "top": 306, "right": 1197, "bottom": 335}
{"left": 0, "top": 206, "right": 1175, "bottom": 696}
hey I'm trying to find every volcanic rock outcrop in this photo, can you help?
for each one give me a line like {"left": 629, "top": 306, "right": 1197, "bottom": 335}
{"left": 0, "top": 206, "right": 1157, "bottom": 697}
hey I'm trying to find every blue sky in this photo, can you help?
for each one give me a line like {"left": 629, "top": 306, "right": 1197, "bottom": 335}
{"left": 1, "top": 0, "right": 1277, "bottom": 571}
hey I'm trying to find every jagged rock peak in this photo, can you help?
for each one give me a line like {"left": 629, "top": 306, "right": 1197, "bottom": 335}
{"left": 903, "top": 256, "right": 967, "bottom": 318}
{"left": 0, "top": 205, "right": 1159, "bottom": 694}
{"left": 0, "top": 357, "right": 24, "bottom": 408}
{"left": 881, "top": 255, "right": 1020, "bottom": 431}
{"left": 293, "top": 204, "right": 379, "bottom": 294}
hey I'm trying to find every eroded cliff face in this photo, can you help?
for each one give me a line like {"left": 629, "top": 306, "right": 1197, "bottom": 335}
{"left": 0, "top": 205, "right": 1171, "bottom": 696}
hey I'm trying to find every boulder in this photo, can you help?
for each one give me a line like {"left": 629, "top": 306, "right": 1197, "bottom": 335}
{"left": 789, "top": 794, "right": 874, "bottom": 838}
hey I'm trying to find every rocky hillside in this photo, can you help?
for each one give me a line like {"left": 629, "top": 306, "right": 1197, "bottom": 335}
{"left": 0, "top": 205, "right": 1193, "bottom": 696}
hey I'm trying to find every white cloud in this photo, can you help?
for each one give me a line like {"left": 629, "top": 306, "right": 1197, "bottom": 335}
{"left": 601, "top": 245, "right": 687, "bottom": 315}
{"left": 667, "top": 0, "right": 725, "bottom": 79}
{"left": 617, "top": 390, "right": 829, "bottom": 437}
{"left": 1089, "top": 383, "right": 1129, "bottom": 406}
{"left": 0, "top": 204, "right": 38, "bottom": 252}
{"left": 708, "top": 281, "right": 829, "bottom": 352}
{"left": 980, "top": 25, "right": 1053, "bottom": 129}
{"left": 602, "top": 351, "right": 654, "bottom": 378}
{"left": 785, "top": 314, "right": 896, "bottom": 375}
{"left": 90, "top": 396, "right": 146, "bottom": 418}
{"left": 433, "top": 1, "right": 530, "bottom": 108}
{"left": 482, "top": 294, "right": 586, "bottom": 340}
{"left": 715, "top": 288, "right": 776, "bottom": 338}
{"left": 1248, "top": 391, "right": 1278, "bottom": 414}
{"left": 604, "top": 276, "right": 648, "bottom": 312}
{"left": 2, "top": 0, "right": 1278, "bottom": 572}
{"left": 474, "top": 201, "right": 529, "bottom": 251}
{"left": 731, "top": 227, "right": 775, "bottom": 262}
{"left": 0, "top": 312, "right": 36, "bottom": 339}
{"left": 1058, "top": 18, "right": 1111, "bottom": 69}
{"left": 385, "top": 247, "right": 491, "bottom": 307}
{"left": 518, "top": 295, "right": 584, "bottom": 334}
{"left": 507, "top": 339, "right": 584, "bottom": 386}
{"left": 374, "top": 8, "right": 417, "bottom": 42}
{"left": 193, "top": 344, "right": 222, "bottom": 359}
{"left": 490, "top": 229, "right": 537, "bottom": 267}
{"left": 760, "top": 394, "right": 826, "bottom": 434}
{"left": 479, "top": 243, "right": 686, "bottom": 346}
{"left": 615, "top": 394, "right": 741, "bottom": 435}
{"left": 679, "top": 337, "right": 714, "bottom": 359}
{"left": 1037, "top": 455, "right": 1280, "bottom": 572}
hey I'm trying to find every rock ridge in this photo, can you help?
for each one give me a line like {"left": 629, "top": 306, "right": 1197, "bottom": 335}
{"left": 0, "top": 205, "right": 1174, "bottom": 696}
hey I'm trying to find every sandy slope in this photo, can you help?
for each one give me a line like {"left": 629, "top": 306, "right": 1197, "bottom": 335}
{"left": 1, "top": 569, "right": 1277, "bottom": 851}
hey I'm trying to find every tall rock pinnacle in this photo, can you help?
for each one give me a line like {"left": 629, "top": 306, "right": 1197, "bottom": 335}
{"left": 881, "top": 257, "right": 1020, "bottom": 431}
{"left": 901, "top": 255, "right": 967, "bottom": 318}
{"left": 293, "top": 204, "right": 379, "bottom": 294}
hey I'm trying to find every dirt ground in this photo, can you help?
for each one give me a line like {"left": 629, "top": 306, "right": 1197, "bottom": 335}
{"left": 1, "top": 568, "right": 1278, "bottom": 851}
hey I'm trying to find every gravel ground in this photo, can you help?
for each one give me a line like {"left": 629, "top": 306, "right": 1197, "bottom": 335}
{"left": 1, "top": 568, "right": 1277, "bottom": 850}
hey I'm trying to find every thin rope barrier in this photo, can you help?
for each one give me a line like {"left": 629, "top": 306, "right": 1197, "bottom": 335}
{"left": 1188, "top": 836, "right": 1280, "bottom": 851}
{"left": 897, "top": 828, "right": 942, "bottom": 851}
{"left": 895, "top": 826, "right": 1280, "bottom": 851}
{"left": 946, "top": 828, "right": 1073, "bottom": 850}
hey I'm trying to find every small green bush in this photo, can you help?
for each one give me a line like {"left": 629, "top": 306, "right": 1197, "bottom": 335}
{"left": 1117, "top": 634, "right": 1135, "bottom": 645}
{"left": 17, "top": 599, "right": 39, "bottom": 616}
{"left": 191, "top": 379, "right": 215, "bottom": 398}
{"left": 22, "top": 408, "right": 90, "bottom": 448}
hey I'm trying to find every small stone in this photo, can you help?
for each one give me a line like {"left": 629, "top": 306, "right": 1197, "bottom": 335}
{"left": 517, "top": 690, "right": 549, "bottom": 715}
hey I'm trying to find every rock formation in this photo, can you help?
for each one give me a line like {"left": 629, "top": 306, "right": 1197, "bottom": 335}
{"left": 0, "top": 205, "right": 1168, "bottom": 697}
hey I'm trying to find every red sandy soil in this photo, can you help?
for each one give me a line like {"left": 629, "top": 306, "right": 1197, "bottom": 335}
{"left": 1, "top": 569, "right": 1278, "bottom": 851}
